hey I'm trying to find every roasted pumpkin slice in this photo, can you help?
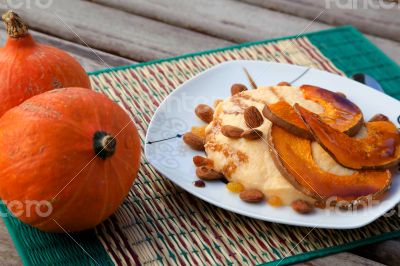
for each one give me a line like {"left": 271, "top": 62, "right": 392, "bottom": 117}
{"left": 296, "top": 104, "right": 400, "bottom": 170}
{"left": 263, "top": 101, "right": 313, "bottom": 139}
{"left": 263, "top": 85, "right": 364, "bottom": 138}
{"left": 268, "top": 125, "right": 391, "bottom": 205}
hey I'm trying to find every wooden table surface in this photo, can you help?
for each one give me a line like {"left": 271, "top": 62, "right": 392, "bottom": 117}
{"left": 0, "top": 0, "right": 399, "bottom": 265}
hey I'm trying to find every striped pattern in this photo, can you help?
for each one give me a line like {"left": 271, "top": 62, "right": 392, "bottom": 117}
{"left": 89, "top": 37, "right": 399, "bottom": 265}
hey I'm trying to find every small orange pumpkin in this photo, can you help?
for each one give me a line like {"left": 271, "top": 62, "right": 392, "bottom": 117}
{"left": 0, "top": 88, "right": 141, "bottom": 232}
{"left": 0, "top": 11, "right": 91, "bottom": 117}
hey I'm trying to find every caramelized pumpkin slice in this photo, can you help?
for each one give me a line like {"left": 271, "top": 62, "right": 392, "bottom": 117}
{"left": 263, "top": 85, "right": 364, "bottom": 138}
{"left": 301, "top": 85, "right": 364, "bottom": 135}
{"left": 263, "top": 101, "right": 312, "bottom": 139}
{"left": 296, "top": 104, "right": 400, "bottom": 170}
{"left": 268, "top": 125, "right": 391, "bottom": 204}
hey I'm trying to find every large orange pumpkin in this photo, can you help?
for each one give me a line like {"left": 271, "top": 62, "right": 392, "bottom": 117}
{"left": 0, "top": 11, "right": 91, "bottom": 117}
{"left": 0, "top": 88, "right": 141, "bottom": 232}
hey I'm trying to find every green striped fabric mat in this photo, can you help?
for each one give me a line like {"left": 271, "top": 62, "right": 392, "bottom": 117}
{"left": 1, "top": 26, "right": 399, "bottom": 266}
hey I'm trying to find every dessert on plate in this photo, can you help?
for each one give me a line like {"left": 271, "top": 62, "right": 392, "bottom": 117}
{"left": 183, "top": 80, "right": 398, "bottom": 214}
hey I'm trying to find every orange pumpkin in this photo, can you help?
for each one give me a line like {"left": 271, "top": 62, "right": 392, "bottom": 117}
{"left": 0, "top": 88, "right": 141, "bottom": 232}
{"left": 0, "top": 11, "right": 91, "bottom": 117}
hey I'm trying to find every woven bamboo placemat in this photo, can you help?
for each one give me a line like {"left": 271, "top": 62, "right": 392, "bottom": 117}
{"left": 1, "top": 26, "right": 400, "bottom": 266}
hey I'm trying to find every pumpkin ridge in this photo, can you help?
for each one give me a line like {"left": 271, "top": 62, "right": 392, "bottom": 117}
{"left": 97, "top": 162, "right": 111, "bottom": 225}
{"left": 95, "top": 161, "right": 120, "bottom": 226}
{"left": 33, "top": 162, "right": 98, "bottom": 229}
{"left": 110, "top": 156, "right": 133, "bottom": 198}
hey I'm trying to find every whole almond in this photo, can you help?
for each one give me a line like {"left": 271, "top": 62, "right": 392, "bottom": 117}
{"left": 240, "top": 189, "right": 264, "bottom": 203}
{"left": 196, "top": 166, "right": 223, "bottom": 180}
{"left": 291, "top": 199, "right": 313, "bottom": 214}
{"left": 369, "top": 114, "right": 389, "bottom": 122}
{"left": 241, "top": 129, "right": 263, "bottom": 140}
{"left": 231, "top": 84, "right": 248, "bottom": 96}
{"left": 195, "top": 104, "right": 214, "bottom": 123}
{"left": 193, "top": 156, "right": 213, "bottom": 167}
{"left": 244, "top": 106, "right": 264, "bottom": 128}
{"left": 183, "top": 132, "right": 204, "bottom": 151}
{"left": 221, "top": 125, "right": 244, "bottom": 139}
{"left": 277, "top": 81, "right": 291, "bottom": 86}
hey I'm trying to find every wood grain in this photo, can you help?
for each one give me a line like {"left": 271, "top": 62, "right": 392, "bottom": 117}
{"left": 90, "top": 0, "right": 400, "bottom": 64}
{"left": 90, "top": 0, "right": 327, "bottom": 42}
{"left": 242, "top": 0, "right": 400, "bottom": 42}
{"left": 30, "top": 31, "right": 136, "bottom": 72}
{"left": 353, "top": 238, "right": 400, "bottom": 266}
{"left": 0, "top": 27, "right": 136, "bottom": 72}
{"left": 0, "top": 220, "right": 21, "bottom": 266}
{"left": 294, "top": 252, "right": 385, "bottom": 266}
{"left": 0, "top": 0, "right": 232, "bottom": 62}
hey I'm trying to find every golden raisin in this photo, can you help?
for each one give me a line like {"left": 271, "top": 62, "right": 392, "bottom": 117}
{"left": 268, "top": 196, "right": 283, "bottom": 207}
{"left": 191, "top": 125, "right": 207, "bottom": 138}
{"left": 226, "top": 182, "right": 245, "bottom": 193}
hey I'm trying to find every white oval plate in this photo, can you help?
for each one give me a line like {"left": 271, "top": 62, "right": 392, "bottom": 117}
{"left": 144, "top": 60, "right": 400, "bottom": 229}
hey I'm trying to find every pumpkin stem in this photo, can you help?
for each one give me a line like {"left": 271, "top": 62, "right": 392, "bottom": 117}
{"left": 2, "top": 10, "right": 29, "bottom": 38}
{"left": 93, "top": 131, "right": 117, "bottom": 160}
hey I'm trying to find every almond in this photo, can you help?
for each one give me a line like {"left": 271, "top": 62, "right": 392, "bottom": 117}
{"left": 196, "top": 166, "right": 223, "bottom": 180}
{"left": 277, "top": 81, "right": 291, "bottom": 86}
{"left": 195, "top": 104, "right": 214, "bottom": 123}
{"left": 369, "top": 114, "right": 389, "bottom": 122}
{"left": 231, "top": 84, "right": 248, "bottom": 96}
{"left": 241, "top": 129, "right": 263, "bottom": 140}
{"left": 239, "top": 189, "right": 264, "bottom": 203}
{"left": 193, "top": 156, "right": 213, "bottom": 167}
{"left": 183, "top": 132, "right": 204, "bottom": 151}
{"left": 291, "top": 199, "right": 313, "bottom": 214}
{"left": 244, "top": 106, "right": 264, "bottom": 128}
{"left": 221, "top": 125, "right": 244, "bottom": 139}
